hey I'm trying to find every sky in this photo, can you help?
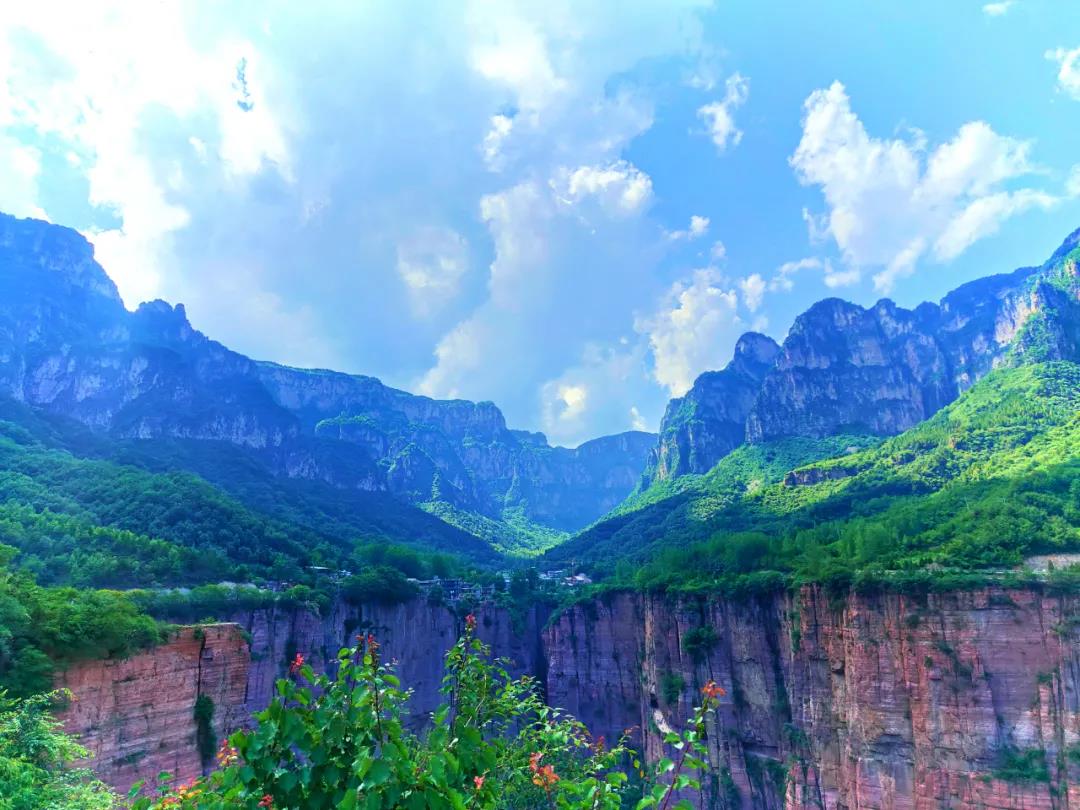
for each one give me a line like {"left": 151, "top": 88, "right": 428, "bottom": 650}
{"left": 1, "top": 1, "right": 1078, "bottom": 447}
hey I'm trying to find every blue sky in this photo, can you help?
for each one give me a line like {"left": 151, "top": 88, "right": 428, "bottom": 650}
{"left": 1, "top": 1, "right": 1078, "bottom": 446}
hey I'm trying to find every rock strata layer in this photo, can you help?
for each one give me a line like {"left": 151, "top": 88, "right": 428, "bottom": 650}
{"left": 59, "top": 586, "right": 1080, "bottom": 808}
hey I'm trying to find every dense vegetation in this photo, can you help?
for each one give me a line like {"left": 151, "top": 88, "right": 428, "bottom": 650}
{"left": 0, "top": 545, "right": 166, "bottom": 696}
{"left": 128, "top": 623, "right": 716, "bottom": 809}
{"left": 557, "top": 362, "right": 1080, "bottom": 594}
{"left": 0, "top": 398, "right": 497, "bottom": 590}
{"left": 0, "top": 689, "right": 117, "bottom": 809}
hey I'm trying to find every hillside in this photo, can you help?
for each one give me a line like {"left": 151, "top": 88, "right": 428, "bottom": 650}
{"left": 0, "top": 213, "right": 653, "bottom": 556}
{"left": 555, "top": 361, "right": 1080, "bottom": 593}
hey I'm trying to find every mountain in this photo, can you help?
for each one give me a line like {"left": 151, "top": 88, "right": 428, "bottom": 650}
{"left": 557, "top": 228, "right": 1080, "bottom": 570}
{"left": 641, "top": 227, "right": 1080, "bottom": 488}
{"left": 0, "top": 213, "right": 654, "bottom": 556}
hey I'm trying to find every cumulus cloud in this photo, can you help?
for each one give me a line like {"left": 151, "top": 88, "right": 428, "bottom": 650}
{"left": 638, "top": 268, "right": 743, "bottom": 397}
{"left": 667, "top": 214, "right": 710, "bottom": 241}
{"left": 791, "top": 81, "right": 1061, "bottom": 292}
{"left": 1046, "top": 46, "right": 1080, "bottom": 100}
{"left": 396, "top": 227, "right": 471, "bottom": 316}
{"left": 697, "top": 73, "right": 749, "bottom": 153}
{"left": 0, "top": 135, "right": 43, "bottom": 219}
{"left": 0, "top": 3, "right": 293, "bottom": 308}
{"left": 738, "top": 273, "right": 766, "bottom": 312}
{"left": 553, "top": 161, "right": 654, "bottom": 216}
{"left": 982, "top": 1, "right": 1014, "bottom": 15}
{"left": 539, "top": 340, "right": 651, "bottom": 445}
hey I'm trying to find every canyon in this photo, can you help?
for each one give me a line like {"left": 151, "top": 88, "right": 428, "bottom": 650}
{"left": 58, "top": 587, "right": 1080, "bottom": 809}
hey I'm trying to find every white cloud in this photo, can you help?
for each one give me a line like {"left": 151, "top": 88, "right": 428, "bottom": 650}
{"left": 0, "top": 135, "right": 43, "bottom": 218}
{"left": 982, "top": 1, "right": 1014, "bottom": 16}
{"left": 738, "top": 273, "right": 766, "bottom": 312}
{"left": 697, "top": 73, "right": 749, "bottom": 153}
{"left": 0, "top": 2, "right": 293, "bottom": 308}
{"left": 553, "top": 161, "right": 654, "bottom": 216}
{"left": 824, "top": 262, "right": 861, "bottom": 288}
{"left": 418, "top": 318, "right": 490, "bottom": 400}
{"left": 710, "top": 240, "right": 727, "bottom": 261}
{"left": 668, "top": 214, "right": 710, "bottom": 240}
{"left": 1046, "top": 46, "right": 1080, "bottom": 100}
{"left": 1068, "top": 164, "right": 1080, "bottom": 197}
{"left": 768, "top": 256, "right": 860, "bottom": 292}
{"left": 481, "top": 113, "right": 514, "bottom": 170}
{"left": 769, "top": 257, "right": 823, "bottom": 291}
{"left": 791, "top": 81, "right": 1061, "bottom": 292}
{"left": 638, "top": 268, "right": 742, "bottom": 396}
{"left": 396, "top": 227, "right": 471, "bottom": 316}
{"left": 538, "top": 340, "right": 651, "bottom": 445}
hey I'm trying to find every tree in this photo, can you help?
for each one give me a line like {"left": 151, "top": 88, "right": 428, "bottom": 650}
{"left": 0, "top": 689, "right": 117, "bottom": 809}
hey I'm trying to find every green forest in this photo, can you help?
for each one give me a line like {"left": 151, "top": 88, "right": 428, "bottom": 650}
{"left": 556, "top": 361, "right": 1080, "bottom": 594}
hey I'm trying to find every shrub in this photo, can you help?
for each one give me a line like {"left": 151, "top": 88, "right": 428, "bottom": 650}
{"left": 131, "top": 622, "right": 719, "bottom": 809}
{"left": 0, "top": 689, "right": 118, "bottom": 809}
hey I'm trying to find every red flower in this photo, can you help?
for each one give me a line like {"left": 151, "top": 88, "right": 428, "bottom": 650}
{"left": 473, "top": 775, "right": 485, "bottom": 790}
{"left": 366, "top": 633, "right": 379, "bottom": 651}
{"left": 258, "top": 795, "right": 274, "bottom": 808}
{"left": 465, "top": 613, "right": 477, "bottom": 631}
{"left": 701, "top": 680, "right": 725, "bottom": 700}
{"left": 289, "top": 653, "right": 305, "bottom": 675}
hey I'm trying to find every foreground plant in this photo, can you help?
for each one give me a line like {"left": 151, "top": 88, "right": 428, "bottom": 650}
{"left": 131, "top": 617, "right": 717, "bottom": 809}
{"left": 0, "top": 689, "right": 117, "bottom": 809}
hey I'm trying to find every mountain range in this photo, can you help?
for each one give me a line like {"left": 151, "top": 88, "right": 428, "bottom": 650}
{"left": 1, "top": 211, "right": 1079, "bottom": 576}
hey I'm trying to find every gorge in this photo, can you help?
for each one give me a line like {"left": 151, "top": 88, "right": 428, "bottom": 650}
{"left": 57, "top": 586, "right": 1080, "bottom": 809}
{"left": 1, "top": 211, "right": 1079, "bottom": 809}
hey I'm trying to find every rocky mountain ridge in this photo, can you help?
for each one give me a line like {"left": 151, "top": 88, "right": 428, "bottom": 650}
{"left": 0, "top": 213, "right": 654, "bottom": 547}
{"left": 645, "top": 227, "right": 1080, "bottom": 486}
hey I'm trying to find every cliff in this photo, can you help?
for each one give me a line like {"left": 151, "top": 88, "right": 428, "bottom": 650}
{"left": 645, "top": 229, "right": 1080, "bottom": 485}
{"left": 56, "top": 598, "right": 546, "bottom": 795}
{"left": 58, "top": 587, "right": 1080, "bottom": 808}
{"left": 0, "top": 211, "right": 654, "bottom": 547}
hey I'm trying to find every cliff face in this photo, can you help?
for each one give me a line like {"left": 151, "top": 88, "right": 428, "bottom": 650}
{"left": 647, "top": 334, "right": 780, "bottom": 482}
{"left": 0, "top": 212, "right": 654, "bottom": 538}
{"left": 56, "top": 598, "right": 546, "bottom": 795}
{"left": 59, "top": 587, "right": 1080, "bottom": 808}
{"left": 645, "top": 230, "right": 1080, "bottom": 486}
{"left": 548, "top": 586, "right": 1080, "bottom": 809}
{"left": 54, "top": 625, "right": 251, "bottom": 795}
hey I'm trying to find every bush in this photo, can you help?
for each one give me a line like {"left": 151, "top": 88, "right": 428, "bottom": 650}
{"left": 0, "top": 689, "right": 118, "bottom": 809}
{"left": 341, "top": 566, "right": 419, "bottom": 605}
{"left": 682, "top": 626, "right": 718, "bottom": 663}
{"left": 992, "top": 747, "right": 1050, "bottom": 783}
{"left": 131, "top": 622, "right": 721, "bottom": 809}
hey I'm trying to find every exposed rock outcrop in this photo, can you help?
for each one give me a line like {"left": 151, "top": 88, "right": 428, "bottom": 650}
{"left": 645, "top": 230, "right": 1080, "bottom": 486}
{"left": 647, "top": 333, "right": 780, "bottom": 481}
{"left": 0, "top": 212, "right": 654, "bottom": 537}
{"left": 59, "top": 587, "right": 1080, "bottom": 808}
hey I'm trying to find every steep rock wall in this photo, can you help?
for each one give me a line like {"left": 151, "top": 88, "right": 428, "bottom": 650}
{"left": 58, "top": 587, "right": 1080, "bottom": 808}
{"left": 56, "top": 599, "right": 545, "bottom": 794}
{"left": 54, "top": 625, "right": 250, "bottom": 795}
{"left": 545, "top": 587, "right": 1080, "bottom": 809}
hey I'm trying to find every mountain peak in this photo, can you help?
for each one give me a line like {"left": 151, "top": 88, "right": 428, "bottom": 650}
{"left": 0, "top": 213, "right": 123, "bottom": 308}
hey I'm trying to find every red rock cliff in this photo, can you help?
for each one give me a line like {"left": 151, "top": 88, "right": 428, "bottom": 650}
{"left": 545, "top": 587, "right": 1080, "bottom": 809}
{"left": 58, "top": 587, "right": 1080, "bottom": 809}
